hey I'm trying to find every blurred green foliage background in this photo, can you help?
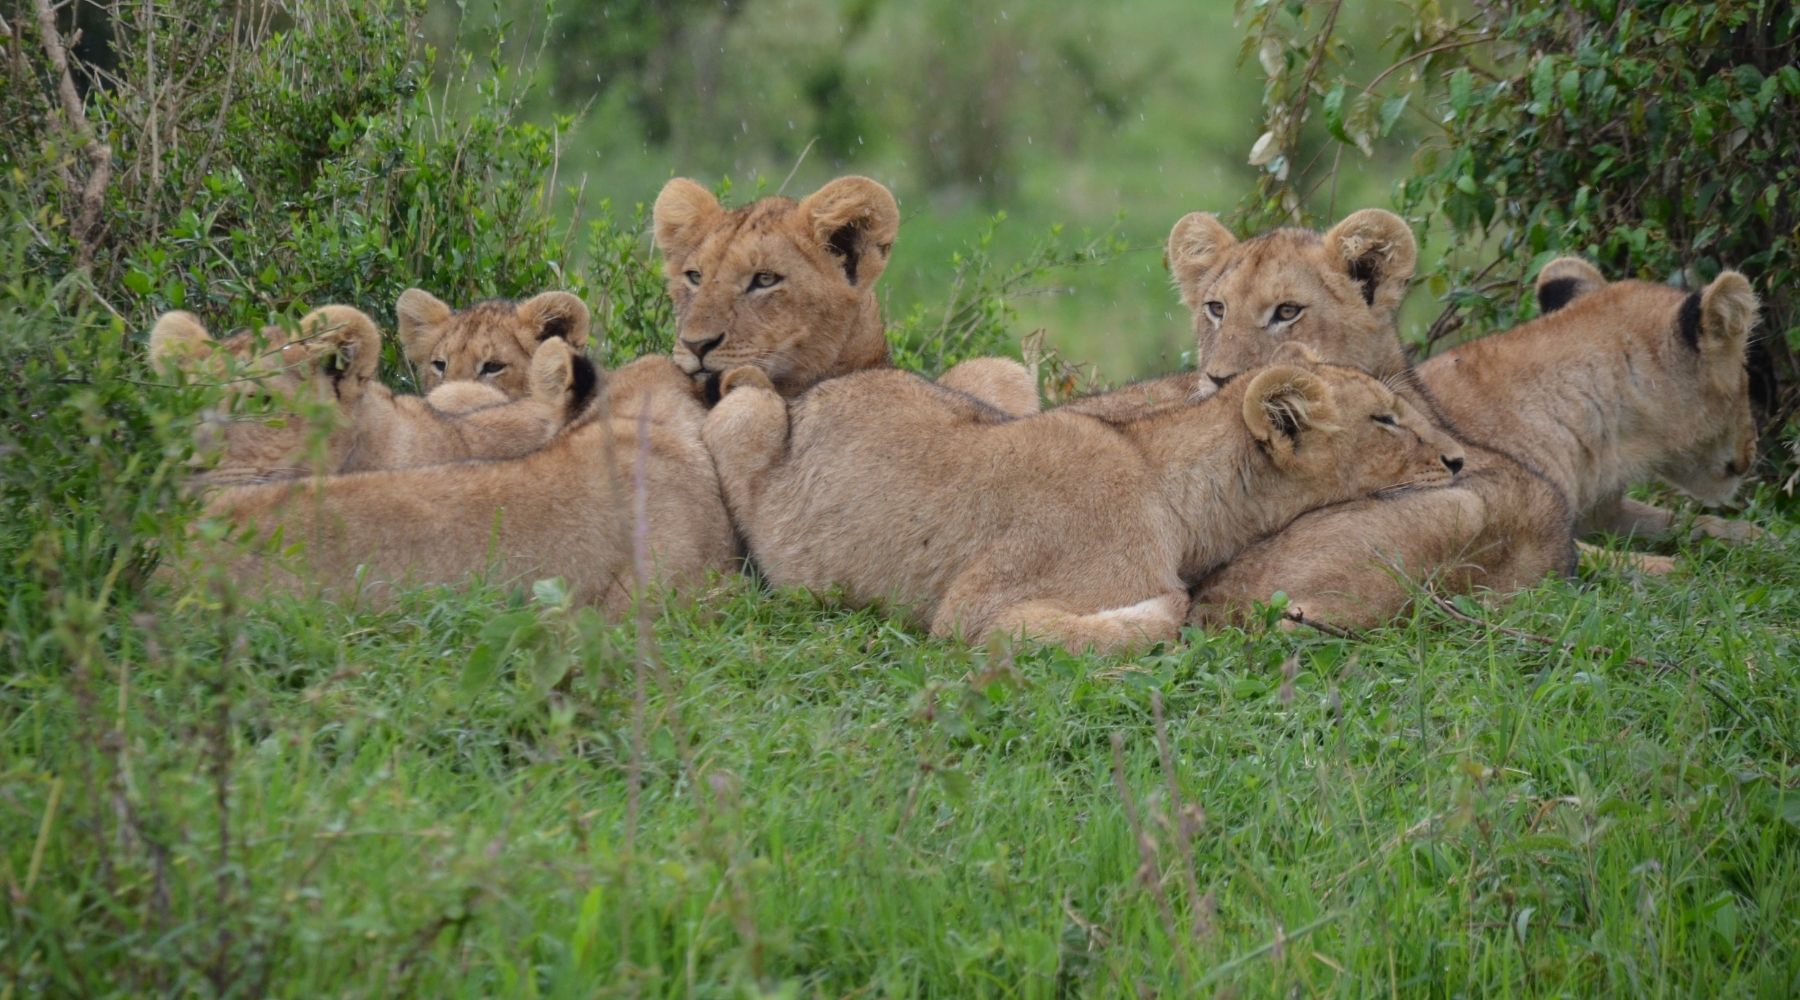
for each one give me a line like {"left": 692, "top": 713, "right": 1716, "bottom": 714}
{"left": 420, "top": 0, "right": 1407, "bottom": 380}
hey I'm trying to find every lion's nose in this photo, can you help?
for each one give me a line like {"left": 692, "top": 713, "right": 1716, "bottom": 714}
{"left": 680, "top": 333, "right": 726, "bottom": 361}
{"left": 1442, "top": 454, "right": 1464, "bottom": 475}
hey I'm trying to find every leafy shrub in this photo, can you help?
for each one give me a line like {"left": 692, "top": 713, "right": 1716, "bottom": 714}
{"left": 1239, "top": 0, "right": 1797, "bottom": 475}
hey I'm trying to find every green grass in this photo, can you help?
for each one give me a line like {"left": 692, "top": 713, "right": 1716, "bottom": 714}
{"left": 6, "top": 4, "right": 1797, "bottom": 991}
{"left": 6, "top": 482, "right": 1797, "bottom": 996}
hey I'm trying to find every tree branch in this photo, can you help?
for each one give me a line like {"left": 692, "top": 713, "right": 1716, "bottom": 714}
{"left": 30, "top": 0, "right": 112, "bottom": 269}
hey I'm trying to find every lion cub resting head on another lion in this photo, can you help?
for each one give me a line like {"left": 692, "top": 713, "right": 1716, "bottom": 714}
{"left": 397, "top": 288, "right": 592, "bottom": 399}
{"left": 191, "top": 353, "right": 735, "bottom": 614}
{"left": 702, "top": 350, "right": 1463, "bottom": 654}
{"left": 1191, "top": 262, "right": 1764, "bottom": 629}
{"left": 151, "top": 306, "right": 591, "bottom": 487}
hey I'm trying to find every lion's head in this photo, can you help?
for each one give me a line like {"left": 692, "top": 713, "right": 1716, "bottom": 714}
{"left": 150, "top": 305, "right": 383, "bottom": 484}
{"left": 1518, "top": 257, "right": 1759, "bottom": 509}
{"left": 397, "top": 289, "right": 591, "bottom": 398}
{"left": 652, "top": 175, "right": 899, "bottom": 399}
{"left": 152, "top": 307, "right": 593, "bottom": 486}
{"left": 1166, "top": 209, "right": 1418, "bottom": 385}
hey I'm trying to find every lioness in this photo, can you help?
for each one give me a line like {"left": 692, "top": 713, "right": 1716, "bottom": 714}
{"left": 151, "top": 306, "right": 585, "bottom": 487}
{"left": 652, "top": 175, "right": 899, "bottom": 400}
{"left": 1192, "top": 265, "right": 1762, "bottom": 628}
{"left": 192, "top": 353, "right": 736, "bottom": 614}
{"left": 701, "top": 352, "right": 1464, "bottom": 653}
{"left": 398, "top": 289, "right": 592, "bottom": 399}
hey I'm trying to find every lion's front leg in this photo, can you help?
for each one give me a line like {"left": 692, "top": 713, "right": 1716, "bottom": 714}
{"left": 1584, "top": 495, "right": 1767, "bottom": 546}
{"left": 700, "top": 367, "right": 790, "bottom": 523}
{"left": 931, "top": 569, "right": 1185, "bottom": 655}
{"left": 978, "top": 593, "right": 1187, "bottom": 656}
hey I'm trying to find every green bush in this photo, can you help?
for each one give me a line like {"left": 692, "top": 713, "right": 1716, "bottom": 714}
{"left": 1238, "top": 0, "right": 1798, "bottom": 478}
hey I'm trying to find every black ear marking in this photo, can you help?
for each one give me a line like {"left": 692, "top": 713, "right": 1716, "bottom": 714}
{"left": 1748, "top": 339, "right": 1777, "bottom": 412}
{"left": 568, "top": 354, "right": 599, "bottom": 414}
{"left": 1677, "top": 291, "right": 1702, "bottom": 351}
{"left": 827, "top": 223, "right": 862, "bottom": 286}
{"left": 1537, "top": 277, "right": 1582, "bottom": 314}
{"left": 538, "top": 314, "right": 572, "bottom": 343}
{"left": 1346, "top": 254, "right": 1379, "bottom": 306}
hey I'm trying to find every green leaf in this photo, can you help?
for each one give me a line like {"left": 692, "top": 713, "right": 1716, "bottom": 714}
{"left": 1378, "top": 93, "right": 1409, "bottom": 135}
{"left": 1455, "top": 175, "right": 1479, "bottom": 195}
{"left": 1559, "top": 69, "right": 1581, "bottom": 110}
{"left": 1448, "top": 68, "right": 1473, "bottom": 117}
{"left": 461, "top": 641, "right": 499, "bottom": 698}
{"left": 1530, "top": 57, "right": 1556, "bottom": 114}
{"left": 1779, "top": 65, "right": 1800, "bottom": 98}
{"left": 123, "top": 269, "right": 153, "bottom": 295}
{"left": 1322, "top": 83, "right": 1350, "bottom": 144}
{"left": 1691, "top": 103, "right": 1715, "bottom": 144}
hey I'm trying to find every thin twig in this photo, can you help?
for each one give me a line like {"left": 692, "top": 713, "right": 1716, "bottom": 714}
{"left": 1282, "top": 610, "right": 1361, "bottom": 640}
{"left": 776, "top": 136, "right": 819, "bottom": 198}
{"left": 30, "top": 0, "right": 113, "bottom": 269}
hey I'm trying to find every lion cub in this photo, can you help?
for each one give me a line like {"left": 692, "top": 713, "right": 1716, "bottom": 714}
{"left": 1192, "top": 266, "right": 1763, "bottom": 628}
{"left": 191, "top": 353, "right": 737, "bottom": 614}
{"left": 151, "top": 306, "right": 585, "bottom": 487}
{"left": 397, "top": 289, "right": 592, "bottom": 398}
{"left": 702, "top": 353, "right": 1464, "bottom": 653}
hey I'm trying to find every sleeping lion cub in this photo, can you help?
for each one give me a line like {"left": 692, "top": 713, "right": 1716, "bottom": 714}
{"left": 702, "top": 352, "right": 1464, "bottom": 653}
{"left": 150, "top": 306, "right": 585, "bottom": 487}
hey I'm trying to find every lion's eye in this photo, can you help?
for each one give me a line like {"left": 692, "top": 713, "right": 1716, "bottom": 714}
{"left": 1372, "top": 413, "right": 1398, "bottom": 427}
{"left": 684, "top": 270, "right": 702, "bottom": 286}
{"left": 480, "top": 361, "right": 507, "bottom": 376}
{"left": 1204, "top": 301, "right": 1225, "bottom": 321}
{"left": 431, "top": 359, "right": 446, "bottom": 373}
{"left": 749, "top": 271, "right": 783, "bottom": 291}
{"left": 1273, "top": 303, "right": 1303, "bottom": 323}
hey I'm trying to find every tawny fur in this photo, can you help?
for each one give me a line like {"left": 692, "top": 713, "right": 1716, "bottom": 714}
{"left": 184, "top": 355, "right": 737, "bottom": 614}
{"left": 652, "top": 176, "right": 899, "bottom": 399}
{"left": 1192, "top": 264, "right": 1762, "bottom": 628}
{"left": 703, "top": 357, "right": 1462, "bottom": 654}
{"left": 397, "top": 289, "right": 592, "bottom": 398}
{"left": 150, "top": 306, "right": 580, "bottom": 489}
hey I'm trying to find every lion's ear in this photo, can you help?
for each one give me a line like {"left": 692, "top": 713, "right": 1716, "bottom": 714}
{"left": 297, "top": 305, "right": 383, "bottom": 391}
{"left": 514, "top": 291, "right": 591, "bottom": 354}
{"left": 1322, "top": 209, "right": 1417, "bottom": 314}
{"left": 653, "top": 178, "right": 723, "bottom": 268}
{"left": 528, "top": 337, "right": 601, "bottom": 420}
{"left": 1242, "top": 364, "right": 1338, "bottom": 463}
{"left": 1691, "top": 271, "right": 1758, "bottom": 355}
{"left": 396, "top": 288, "right": 452, "bottom": 363}
{"left": 149, "top": 311, "right": 217, "bottom": 375}
{"left": 1165, "top": 212, "right": 1236, "bottom": 311}
{"left": 1535, "top": 257, "right": 1606, "bottom": 314}
{"left": 798, "top": 175, "right": 899, "bottom": 288}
